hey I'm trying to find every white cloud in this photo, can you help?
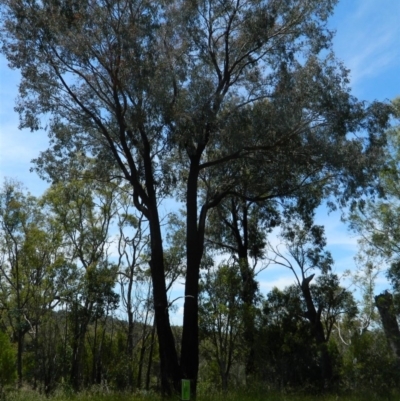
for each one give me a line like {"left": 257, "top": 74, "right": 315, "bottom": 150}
{"left": 331, "top": 0, "right": 400, "bottom": 90}
{"left": 170, "top": 305, "right": 184, "bottom": 326}
{"left": 259, "top": 275, "right": 297, "bottom": 293}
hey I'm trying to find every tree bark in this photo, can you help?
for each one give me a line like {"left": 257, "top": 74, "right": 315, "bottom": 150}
{"left": 228, "top": 200, "right": 258, "bottom": 377}
{"left": 145, "top": 322, "right": 156, "bottom": 391}
{"left": 148, "top": 204, "right": 181, "bottom": 395}
{"left": 375, "top": 291, "right": 400, "bottom": 360}
{"left": 137, "top": 305, "right": 151, "bottom": 389}
{"left": 16, "top": 331, "right": 24, "bottom": 388}
{"left": 70, "top": 311, "right": 89, "bottom": 391}
{"left": 237, "top": 254, "right": 257, "bottom": 375}
{"left": 126, "top": 276, "right": 135, "bottom": 390}
{"left": 181, "top": 160, "right": 203, "bottom": 396}
{"left": 137, "top": 133, "right": 181, "bottom": 395}
{"left": 301, "top": 275, "right": 333, "bottom": 386}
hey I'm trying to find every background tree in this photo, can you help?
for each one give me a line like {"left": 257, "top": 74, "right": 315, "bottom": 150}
{"left": 0, "top": 180, "right": 66, "bottom": 387}
{"left": 268, "top": 214, "right": 357, "bottom": 387}
{"left": 204, "top": 186, "right": 325, "bottom": 377}
{"left": 205, "top": 196, "right": 270, "bottom": 377}
{"left": 347, "top": 98, "right": 400, "bottom": 361}
{"left": 0, "top": 329, "right": 16, "bottom": 399}
{"left": 41, "top": 178, "right": 120, "bottom": 390}
{"left": 199, "top": 262, "right": 245, "bottom": 392}
{"left": 115, "top": 189, "right": 150, "bottom": 390}
{"left": 260, "top": 286, "right": 320, "bottom": 388}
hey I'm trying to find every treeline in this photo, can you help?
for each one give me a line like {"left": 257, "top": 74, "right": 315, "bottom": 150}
{"left": 1, "top": 0, "right": 400, "bottom": 397}
{"left": 1, "top": 177, "right": 400, "bottom": 397}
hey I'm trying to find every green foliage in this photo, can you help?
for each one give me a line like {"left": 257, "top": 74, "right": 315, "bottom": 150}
{"left": 340, "top": 330, "right": 400, "bottom": 395}
{"left": 0, "top": 330, "right": 16, "bottom": 391}
{"left": 348, "top": 98, "right": 400, "bottom": 295}
{"left": 312, "top": 274, "right": 358, "bottom": 339}
{"left": 259, "top": 287, "right": 320, "bottom": 388}
{"left": 199, "top": 264, "right": 245, "bottom": 390}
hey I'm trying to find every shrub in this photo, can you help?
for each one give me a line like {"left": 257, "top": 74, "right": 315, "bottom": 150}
{"left": 0, "top": 330, "right": 17, "bottom": 398}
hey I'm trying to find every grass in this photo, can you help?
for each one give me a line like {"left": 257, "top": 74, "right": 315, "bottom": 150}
{"left": 3, "top": 387, "right": 400, "bottom": 401}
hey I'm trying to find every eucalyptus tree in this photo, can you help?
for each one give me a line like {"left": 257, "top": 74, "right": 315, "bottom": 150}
{"left": 268, "top": 216, "right": 357, "bottom": 386}
{"left": 348, "top": 98, "right": 400, "bottom": 255}
{"left": 346, "top": 98, "right": 400, "bottom": 361}
{"left": 205, "top": 195, "right": 276, "bottom": 376}
{"left": 204, "top": 182, "right": 321, "bottom": 376}
{"left": 204, "top": 153, "right": 353, "bottom": 377}
{"left": 199, "top": 263, "right": 245, "bottom": 391}
{"left": 41, "top": 178, "right": 120, "bottom": 390}
{"left": 0, "top": 180, "right": 66, "bottom": 386}
{"left": 116, "top": 198, "right": 150, "bottom": 390}
{"left": 0, "top": 0, "right": 391, "bottom": 394}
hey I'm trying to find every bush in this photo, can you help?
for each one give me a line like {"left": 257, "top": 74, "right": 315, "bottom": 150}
{"left": 341, "top": 330, "right": 400, "bottom": 395}
{"left": 0, "top": 330, "right": 17, "bottom": 397}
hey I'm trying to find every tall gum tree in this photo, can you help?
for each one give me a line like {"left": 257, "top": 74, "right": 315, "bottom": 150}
{"left": 0, "top": 0, "right": 392, "bottom": 395}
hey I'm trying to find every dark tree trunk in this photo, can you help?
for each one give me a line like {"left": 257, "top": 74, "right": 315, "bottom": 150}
{"left": 70, "top": 322, "right": 87, "bottom": 391}
{"left": 148, "top": 204, "right": 181, "bottom": 395}
{"left": 301, "top": 275, "right": 333, "bottom": 386}
{"left": 229, "top": 200, "right": 258, "bottom": 377}
{"left": 375, "top": 291, "right": 400, "bottom": 360}
{"left": 238, "top": 253, "right": 257, "bottom": 377}
{"left": 91, "top": 316, "right": 98, "bottom": 385}
{"left": 137, "top": 128, "right": 181, "bottom": 396}
{"left": 137, "top": 305, "right": 151, "bottom": 389}
{"left": 70, "top": 336, "right": 84, "bottom": 391}
{"left": 145, "top": 322, "right": 156, "bottom": 391}
{"left": 181, "top": 161, "right": 203, "bottom": 396}
{"left": 70, "top": 300, "right": 91, "bottom": 391}
{"left": 16, "top": 330, "right": 24, "bottom": 388}
{"left": 126, "top": 279, "right": 135, "bottom": 390}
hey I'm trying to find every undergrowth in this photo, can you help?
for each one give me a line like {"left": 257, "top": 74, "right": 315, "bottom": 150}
{"left": 3, "top": 387, "right": 399, "bottom": 401}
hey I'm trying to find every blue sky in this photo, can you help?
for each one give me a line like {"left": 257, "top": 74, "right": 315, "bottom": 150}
{"left": 1, "top": 0, "right": 400, "bottom": 323}
{"left": 258, "top": 0, "right": 400, "bottom": 300}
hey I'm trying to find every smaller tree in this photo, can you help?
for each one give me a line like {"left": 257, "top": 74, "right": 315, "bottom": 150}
{"left": 0, "top": 179, "right": 66, "bottom": 387}
{"left": 199, "top": 263, "right": 245, "bottom": 392}
{"left": 41, "top": 177, "right": 120, "bottom": 391}
{"left": 261, "top": 286, "right": 320, "bottom": 388}
{"left": 268, "top": 216, "right": 357, "bottom": 387}
{"left": 0, "top": 330, "right": 16, "bottom": 398}
{"left": 347, "top": 98, "right": 400, "bottom": 362}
